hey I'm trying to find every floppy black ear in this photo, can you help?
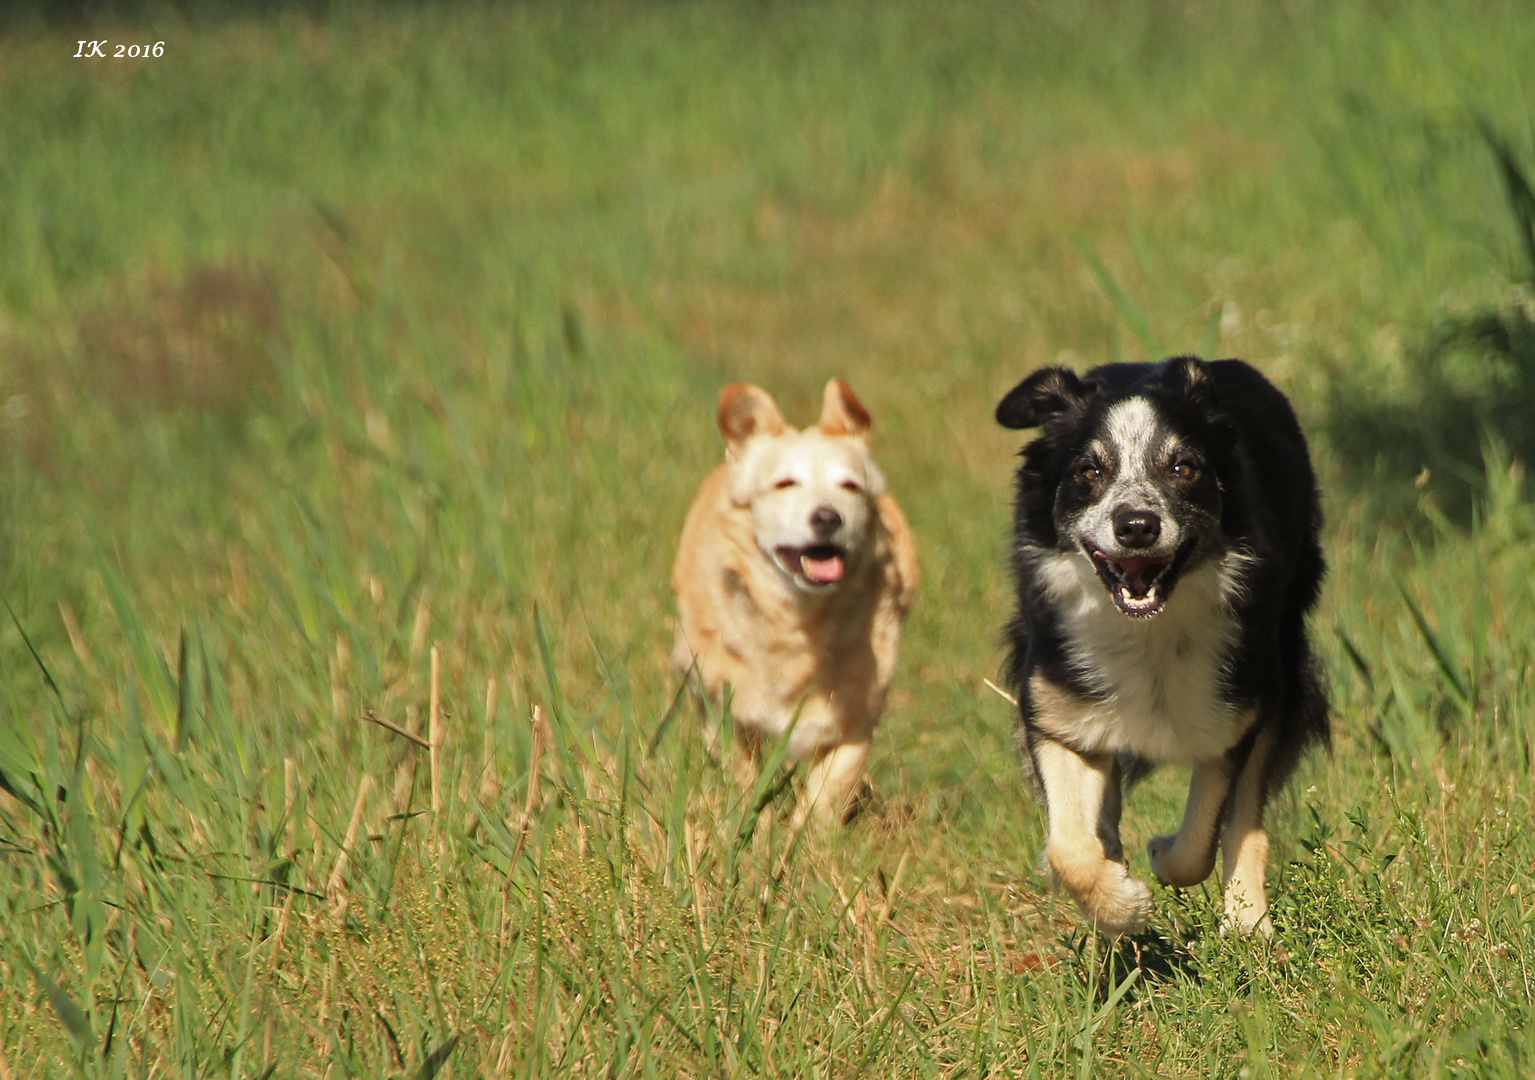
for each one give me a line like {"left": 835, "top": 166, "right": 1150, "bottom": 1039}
{"left": 995, "top": 367, "right": 1090, "bottom": 429}
{"left": 1158, "top": 356, "right": 1217, "bottom": 408}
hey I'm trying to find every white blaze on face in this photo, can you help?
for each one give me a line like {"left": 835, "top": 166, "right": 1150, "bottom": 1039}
{"left": 1078, "top": 397, "right": 1183, "bottom": 557}
{"left": 728, "top": 428, "right": 885, "bottom": 583}
{"left": 1103, "top": 398, "right": 1161, "bottom": 481}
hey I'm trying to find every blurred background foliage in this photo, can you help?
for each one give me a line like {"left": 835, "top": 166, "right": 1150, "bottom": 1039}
{"left": 3, "top": 2, "right": 1535, "bottom": 1075}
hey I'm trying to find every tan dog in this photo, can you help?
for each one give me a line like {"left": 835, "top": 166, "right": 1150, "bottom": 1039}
{"left": 672, "top": 378, "right": 918, "bottom": 826}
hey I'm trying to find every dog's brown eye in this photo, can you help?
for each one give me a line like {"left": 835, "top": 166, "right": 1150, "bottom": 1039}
{"left": 840, "top": 480, "right": 863, "bottom": 494}
{"left": 774, "top": 477, "right": 798, "bottom": 490}
{"left": 1078, "top": 463, "right": 1102, "bottom": 484}
{"left": 1169, "top": 459, "right": 1200, "bottom": 481}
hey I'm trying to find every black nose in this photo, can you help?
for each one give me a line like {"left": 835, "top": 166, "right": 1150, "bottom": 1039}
{"left": 1112, "top": 509, "right": 1161, "bottom": 549}
{"left": 810, "top": 506, "right": 843, "bottom": 536}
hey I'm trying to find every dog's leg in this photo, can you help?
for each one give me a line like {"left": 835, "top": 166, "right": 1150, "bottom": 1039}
{"left": 1147, "top": 759, "right": 1233, "bottom": 888}
{"left": 795, "top": 740, "right": 870, "bottom": 827}
{"left": 1034, "top": 738, "right": 1150, "bottom": 935}
{"left": 1220, "top": 727, "right": 1275, "bottom": 936}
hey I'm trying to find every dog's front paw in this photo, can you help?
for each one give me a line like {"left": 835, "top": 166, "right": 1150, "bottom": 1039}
{"left": 1220, "top": 828, "right": 1273, "bottom": 937}
{"left": 1219, "top": 891, "right": 1273, "bottom": 938}
{"left": 1147, "top": 833, "right": 1216, "bottom": 888}
{"left": 1077, "top": 863, "right": 1152, "bottom": 937}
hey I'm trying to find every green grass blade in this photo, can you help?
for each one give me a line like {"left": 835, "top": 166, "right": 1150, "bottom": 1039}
{"left": 1072, "top": 233, "right": 1166, "bottom": 358}
{"left": 92, "top": 543, "right": 179, "bottom": 733}
{"left": 1397, "top": 584, "right": 1470, "bottom": 709}
{"left": 411, "top": 1033, "right": 460, "bottom": 1080}
{"left": 20, "top": 955, "right": 93, "bottom": 1050}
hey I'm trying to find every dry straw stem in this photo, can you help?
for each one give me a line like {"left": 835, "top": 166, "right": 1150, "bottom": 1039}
{"left": 430, "top": 644, "right": 443, "bottom": 824}
{"left": 327, "top": 773, "right": 373, "bottom": 915}
{"left": 57, "top": 599, "right": 99, "bottom": 679}
{"left": 684, "top": 819, "right": 709, "bottom": 951}
{"left": 878, "top": 850, "right": 911, "bottom": 926}
{"left": 479, "top": 676, "right": 499, "bottom": 802}
{"left": 508, "top": 704, "right": 547, "bottom": 871}
{"left": 358, "top": 710, "right": 431, "bottom": 749}
{"left": 330, "top": 632, "right": 350, "bottom": 724}
{"left": 983, "top": 678, "right": 1018, "bottom": 707}
{"left": 409, "top": 587, "right": 432, "bottom": 657}
{"left": 283, "top": 757, "right": 299, "bottom": 859}
{"left": 266, "top": 870, "right": 299, "bottom": 979}
{"left": 774, "top": 815, "right": 812, "bottom": 881}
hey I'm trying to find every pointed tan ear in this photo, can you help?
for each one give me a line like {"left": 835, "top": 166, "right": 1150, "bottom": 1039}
{"left": 818, "top": 378, "right": 871, "bottom": 439}
{"left": 717, "top": 383, "right": 786, "bottom": 452}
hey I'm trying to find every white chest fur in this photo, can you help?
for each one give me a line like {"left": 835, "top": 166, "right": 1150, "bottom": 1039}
{"left": 1033, "top": 550, "right": 1248, "bottom": 763}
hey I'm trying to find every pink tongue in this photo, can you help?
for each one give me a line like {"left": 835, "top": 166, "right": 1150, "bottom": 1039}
{"left": 1116, "top": 556, "right": 1162, "bottom": 593}
{"left": 802, "top": 553, "right": 845, "bottom": 583}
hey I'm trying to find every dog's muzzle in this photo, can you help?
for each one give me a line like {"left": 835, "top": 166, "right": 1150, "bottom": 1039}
{"left": 1085, "top": 539, "right": 1194, "bottom": 618}
{"left": 775, "top": 544, "right": 847, "bottom": 588}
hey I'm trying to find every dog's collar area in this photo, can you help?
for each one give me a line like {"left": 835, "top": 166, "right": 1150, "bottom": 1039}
{"left": 774, "top": 543, "right": 847, "bottom": 588}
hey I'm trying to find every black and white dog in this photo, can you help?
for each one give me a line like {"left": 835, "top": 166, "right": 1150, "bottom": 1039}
{"left": 995, "top": 356, "right": 1327, "bottom": 936}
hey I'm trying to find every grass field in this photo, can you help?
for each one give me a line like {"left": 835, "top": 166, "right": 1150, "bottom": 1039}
{"left": 4, "top": 1, "right": 1535, "bottom": 1075}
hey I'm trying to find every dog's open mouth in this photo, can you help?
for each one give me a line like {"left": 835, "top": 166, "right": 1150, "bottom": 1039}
{"left": 775, "top": 544, "right": 847, "bottom": 587}
{"left": 1088, "top": 549, "right": 1172, "bottom": 618}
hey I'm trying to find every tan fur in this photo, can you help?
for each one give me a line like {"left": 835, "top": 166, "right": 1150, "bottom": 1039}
{"left": 1032, "top": 670, "right": 1276, "bottom": 936}
{"left": 672, "top": 379, "right": 918, "bottom": 826}
{"left": 1146, "top": 758, "right": 1232, "bottom": 888}
{"left": 1219, "top": 726, "right": 1275, "bottom": 935}
{"left": 1029, "top": 695, "right": 1152, "bottom": 936}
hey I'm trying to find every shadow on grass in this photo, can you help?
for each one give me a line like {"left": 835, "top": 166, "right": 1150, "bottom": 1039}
{"left": 1120, "top": 928, "right": 1199, "bottom": 988}
{"left": 1324, "top": 301, "right": 1535, "bottom": 522}
{"left": 1323, "top": 123, "right": 1535, "bottom": 523}
{"left": 1059, "top": 926, "right": 1200, "bottom": 1005}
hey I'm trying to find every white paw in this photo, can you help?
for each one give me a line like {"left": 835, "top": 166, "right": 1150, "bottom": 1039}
{"left": 1080, "top": 864, "right": 1152, "bottom": 937}
{"left": 1219, "top": 891, "right": 1273, "bottom": 937}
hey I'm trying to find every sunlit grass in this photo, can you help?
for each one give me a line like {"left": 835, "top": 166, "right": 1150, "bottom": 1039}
{"left": 3, "top": 1, "right": 1535, "bottom": 1075}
